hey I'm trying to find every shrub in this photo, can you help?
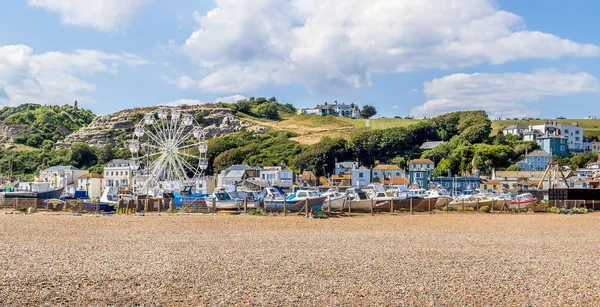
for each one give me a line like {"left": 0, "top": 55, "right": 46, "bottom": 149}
{"left": 248, "top": 208, "right": 264, "bottom": 216}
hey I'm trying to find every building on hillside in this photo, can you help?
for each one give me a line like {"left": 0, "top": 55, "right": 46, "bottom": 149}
{"left": 523, "top": 130, "right": 543, "bottom": 142}
{"left": 420, "top": 141, "right": 443, "bottom": 150}
{"left": 301, "top": 171, "right": 318, "bottom": 186}
{"left": 39, "top": 166, "right": 88, "bottom": 189}
{"left": 480, "top": 179, "right": 501, "bottom": 192}
{"left": 103, "top": 160, "right": 135, "bottom": 190}
{"left": 218, "top": 165, "right": 262, "bottom": 187}
{"left": 432, "top": 176, "right": 481, "bottom": 194}
{"left": 372, "top": 165, "right": 406, "bottom": 181}
{"left": 408, "top": 159, "right": 435, "bottom": 171}
{"left": 409, "top": 170, "right": 429, "bottom": 189}
{"left": 503, "top": 123, "right": 529, "bottom": 136}
{"left": 259, "top": 166, "right": 295, "bottom": 187}
{"left": 330, "top": 174, "right": 352, "bottom": 186}
{"left": 591, "top": 141, "right": 600, "bottom": 153}
{"left": 576, "top": 154, "right": 600, "bottom": 178}
{"left": 297, "top": 101, "right": 361, "bottom": 119}
{"left": 77, "top": 173, "right": 103, "bottom": 199}
{"left": 333, "top": 161, "right": 358, "bottom": 175}
{"left": 557, "top": 123, "right": 584, "bottom": 152}
{"left": 351, "top": 168, "right": 371, "bottom": 187}
{"left": 492, "top": 170, "right": 548, "bottom": 191}
{"left": 516, "top": 150, "right": 552, "bottom": 171}
{"left": 537, "top": 135, "right": 568, "bottom": 157}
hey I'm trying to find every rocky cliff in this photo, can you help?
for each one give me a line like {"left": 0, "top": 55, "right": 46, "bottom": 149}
{"left": 57, "top": 106, "right": 266, "bottom": 148}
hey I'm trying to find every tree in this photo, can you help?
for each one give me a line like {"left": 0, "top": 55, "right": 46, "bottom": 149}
{"left": 361, "top": 105, "right": 377, "bottom": 119}
{"left": 390, "top": 156, "right": 407, "bottom": 170}
{"left": 96, "top": 144, "right": 116, "bottom": 165}
{"left": 506, "top": 165, "right": 521, "bottom": 171}
{"left": 254, "top": 102, "right": 280, "bottom": 120}
{"left": 213, "top": 148, "right": 245, "bottom": 172}
{"left": 70, "top": 143, "right": 97, "bottom": 169}
{"left": 432, "top": 159, "right": 451, "bottom": 177}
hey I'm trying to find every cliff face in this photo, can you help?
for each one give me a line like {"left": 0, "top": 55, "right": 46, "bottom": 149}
{"left": 57, "top": 107, "right": 266, "bottom": 148}
{"left": 0, "top": 123, "right": 27, "bottom": 144}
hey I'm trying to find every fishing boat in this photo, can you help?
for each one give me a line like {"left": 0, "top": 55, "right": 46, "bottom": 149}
{"left": 285, "top": 189, "right": 326, "bottom": 212}
{"left": 321, "top": 188, "right": 347, "bottom": 211}
{"left": 448, "top": 195, "right": 494, "bottom": 210}
{"left": 258, "top": 186, "right": 288, "bottom": 211}
{"left": 510, "top": 193, "right": 538, "bottom": 209}
{"left": 0, "top": 182, "right": 63, "bottom": 200}
{"left": 43, "top": 199, "right": 65, "bottom": 211}
{"left": 424, "top": 189, "right": 453, "bottom": 209}
{"left": 210, "top": 189, "right": 242, "bottom": 211}
{"left": 343, "top": 188, "right": 379, "bottom": 213}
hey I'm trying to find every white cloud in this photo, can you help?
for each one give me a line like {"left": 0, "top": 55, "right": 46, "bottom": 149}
{"left": 410, "top": 69, "right": 600, "bottom": 118}
{"left": 0, "top": 44, "right": 146, "bottom": 106}
{"left": 176, "top": 0, "right": 600, "bottom": 94}
{"left": 215, "top": 95, "right": 247, "bottom": 103}
{"left": 391, "top": 105, "right": 399, "bottom": 109}
{"left": 161, "top": 99, "right": 205, "bottom": 106}
{"left": 29, "top": 0, "right": 148, "bottom": 31}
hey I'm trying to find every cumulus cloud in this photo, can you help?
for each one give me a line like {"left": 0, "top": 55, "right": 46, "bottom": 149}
{"left": 175, "top": 0, "right": 600, "bottom": 94}
{"left": 215, "top": 95, "right": 247, "bottom": 103}
{"left": 0, "top": 44, "right": 146, "bottom": 106}
{"left": 391, "top": 105, "right": 399, "bottom": 109}
{"left": 28, "top": 0, "right": 148, "bottom": 31}
{"left": 410, "top": 69, "right": 600, "bottom": 118}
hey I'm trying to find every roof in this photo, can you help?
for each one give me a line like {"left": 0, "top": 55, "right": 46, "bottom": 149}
{"left": 335, "top": 161, "right": 356, "bottom": 169}
{"left": 373, "top": 164, "right": 402, "bottom": 170}
{"left": 331, "top": 174, "right": 351, "bottom": 180}
{"left": 481, "top": 179, "right": 501, "bottom": 185}
{"left": 301, "top": 171, "right": 317, "bottom": 181}
{"left": 537, "top": 135, "right": 567, "bottom": 139}
{"left": 226, "top": 165, "right": 261, "bottom": 171}
{"left": 108, "top": 159, "right": 133, "bottom": 164}
{"left": 409, "top": 159, "right": 434, "bottom": 165}
{"left": 495, "top": 171, "right": 547, "bottom": 179}
{"left": 503, "top": 123, "right": 528, "bottom": 130}
{"left": 523, "top": 130, "right": 542, "bottom": 135}
{"left": 384, "top": 178, "right": 409, "bottom": 185}
{"left": 527, "top": 150, "right": 551, "bottom": 157}
{"left": 223, "top": 170, "right": 246, "bottom": 179}
{"left": 420, "top": 141, "right": 443, "bottom": 150}
{"left": 42, "top": 165, "right": 80, "bottom": 172}
{"left": 78, "top": 173, "right": 103, "bottom": 179}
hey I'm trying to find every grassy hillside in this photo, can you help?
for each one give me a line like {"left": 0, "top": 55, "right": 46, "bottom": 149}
{"left": 241, "top": 114, "right": 422, "bottom": 144}
{"left": 0, "top": 103, "right": 95, "bottom": 148}
{"left": 492, "top": 119, "right": 600, "bottom": 139}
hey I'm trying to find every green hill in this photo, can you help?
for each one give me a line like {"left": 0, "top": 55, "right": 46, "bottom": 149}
{"left": 0, "top": 103, "right": 95, "bottom": 148}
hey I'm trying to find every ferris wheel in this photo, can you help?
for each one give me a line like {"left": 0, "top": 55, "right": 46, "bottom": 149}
{"left": 127, "top": 107, "right": 208, "bottom": 196}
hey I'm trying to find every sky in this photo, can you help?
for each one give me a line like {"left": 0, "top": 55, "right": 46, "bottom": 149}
{"left": 1, "top": 0, "right": 600, "bottom": 119}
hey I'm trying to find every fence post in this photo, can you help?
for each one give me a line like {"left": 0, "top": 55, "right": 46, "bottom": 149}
{"left": 243, "top": 197, "right": 248, "bottom": 213}
{"left": 476, "top": 198, "right": 479, "bottom": 213}
{"left": 283, "top": 198, "right": 287, "bottom": 215}
{"left": 491, "top": 199, "right": 495, "bottom": 213}
{"left": 428, "top": 199, "right": 431, "bottom": 213}
{"left": 305, "top": 198, "right": 309, "bottom": 216}
{"left": 410, "top": 198, "right": 413, "bottom": 214}
{"left": 14, "top": 198, "right": 17, "bottom": 210}
{"left": 390, "top": 198, "right": 394, "bottom": 215}
{"left": 347, "top": 198, "right": 352, "bottom": 216}
{"left": 370, "top": 198, "right": 374, "bottom": 216}
{"left": 327, "top": 197, "right": 331, "bottom": 215}
{"left": 79, "top": 199, "right": 83, "bottom": 213}
{"left": 212, "top": 198, "right": 216, "bottom": 212}
{"left": 462, "top": 198, "right": 465, "bottom": 213}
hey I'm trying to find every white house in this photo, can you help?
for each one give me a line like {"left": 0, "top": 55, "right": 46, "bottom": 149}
{"left": 333, "top": 161, "right": 358, "bottom": 175}
{"left": 373, "top": 165, "right": 406, "bottom": 179}
{"left": 408, "top": 159, "right": 435, "bottom": 171}
{"left": 351, "top": 168, "right": 371, "bottom": 186}
{"left": 503, "top": 123, "right": 529, "bottom": 136}
{"left": 260, "top": 166, "right": 295, "bottom": 187}
{"left": 103, "top": 159, "right": 135, "bottom": 189}
{"left": 77, "top": 173, "right": 103, "bottom": 199}
{"left": 557, "top": 123, "right": 584, "bottom": 152}
{"left": 39, "top": 166, "right": 88, "bottom": 189}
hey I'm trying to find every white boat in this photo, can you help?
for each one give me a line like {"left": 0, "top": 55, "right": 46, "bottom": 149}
{"left": 424, "top": 189, "right": 453, "bottom": 208}
{"left": 321, "top": 189, "right": 347, "bottom": 211}
{"left": 510, "top": 193, "right": 538, "bottom": 209}
{"left": 286, "top": 190, "right": 325, "bottom": 212}
{"left": 210, "top": 189, "right": 242, "bottom": 211}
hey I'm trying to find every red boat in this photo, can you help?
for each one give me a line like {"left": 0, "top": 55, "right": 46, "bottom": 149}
{"left": 509, "top": 193, "right": 538, "bottom": 209}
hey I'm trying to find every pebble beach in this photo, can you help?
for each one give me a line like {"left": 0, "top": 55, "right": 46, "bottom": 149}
{"left": 1, "top": 212, "right": 599, "bottom": 306}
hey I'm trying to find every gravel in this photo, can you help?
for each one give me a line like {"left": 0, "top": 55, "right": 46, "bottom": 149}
{"left": 1, "top": 212, "right": 599, "bottom": 306}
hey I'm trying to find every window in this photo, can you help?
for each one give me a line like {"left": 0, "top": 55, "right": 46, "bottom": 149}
{"left": 415, "top": 173, "right": 423, "bottom": 178}
{"left": 576, "top": 130, "right": 580, "bottom": 134}
{"left": 564, "top": 129, "right": 569, "bottom": 133}
{"left": 537, "top": 158, "right": 541, "bottom": 162}
{"left": 395, "top": 172, "right": 400, "bottom": 177}
{"left": 359, "top": 173, "right": 364, "bottom": 178}
{"left": 575, "top": 137, "right": 580, "bottom": 141}
{"left": 111, "top": 171, "right": 114, "bottom": 176}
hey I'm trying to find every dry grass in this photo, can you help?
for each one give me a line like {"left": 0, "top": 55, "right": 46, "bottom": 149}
{"left": 1, "top": 212, "right": 599, "bottom": 306}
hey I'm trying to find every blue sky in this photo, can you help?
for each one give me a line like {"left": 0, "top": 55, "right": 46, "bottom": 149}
{"left": 1, "top": 0, "right": 599, "bottom": 119}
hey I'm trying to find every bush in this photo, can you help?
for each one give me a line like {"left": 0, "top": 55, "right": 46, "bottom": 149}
{"left": 479, "top": 205, "right": 490, "bottom": 212}
{"left": 248, "top": 208, "right": 265, "bottom": 216}
{"left": 312, "top": 212, "right": 330, "bottom": 219}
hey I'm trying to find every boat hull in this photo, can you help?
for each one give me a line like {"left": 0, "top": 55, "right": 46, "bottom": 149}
{"left": 215, "top": 201, "right": 241, "bottom": 211}
{"left": 263, "top": 197, "right": 325, "bottom": 212}
{"left": 1, "top": 187, "right": 64, "bottom": 199}
{"left": 449, "top": 199, "right": 495, "bottom": 210}
{"left": 321, "top": 197, "right": 346, "bottom": 211}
